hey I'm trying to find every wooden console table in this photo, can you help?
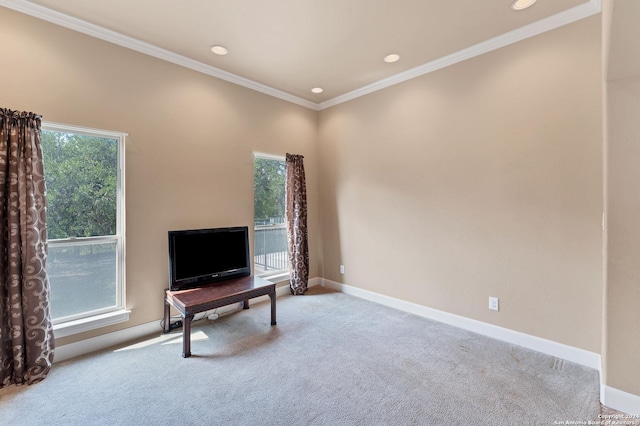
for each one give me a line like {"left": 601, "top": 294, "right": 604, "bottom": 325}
{"left": 164, "top": 275, "right": 276, "bottom": 357}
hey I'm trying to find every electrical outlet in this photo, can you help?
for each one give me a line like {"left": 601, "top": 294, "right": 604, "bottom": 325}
{"left": 489, "top": 297, "right": 499, "bottom": 311}
{"left": 340, "top": 264, "right": 345, "bottom": 274}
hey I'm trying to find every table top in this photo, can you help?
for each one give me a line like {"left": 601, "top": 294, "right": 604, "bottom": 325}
{"left": 166, "top": 275, "right": 274, "bottom": 309}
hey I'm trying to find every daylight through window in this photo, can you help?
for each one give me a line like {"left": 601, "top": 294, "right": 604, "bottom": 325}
{"left": 42, "top": 124, "right": 126, "bottom": 329}
{"left": 254, "top": 154, "right": 289, "bottom": 281}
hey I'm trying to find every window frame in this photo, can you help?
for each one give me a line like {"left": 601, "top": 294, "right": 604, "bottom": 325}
{"left": 253, "top": 152, "right": 290, "bottom": 283}
{"left": 42, "top": 122, "right": 128, "bottom": 338}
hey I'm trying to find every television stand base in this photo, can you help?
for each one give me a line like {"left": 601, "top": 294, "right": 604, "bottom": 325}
{"left": 163, "top": 275, "right": 276, "bottom": 358}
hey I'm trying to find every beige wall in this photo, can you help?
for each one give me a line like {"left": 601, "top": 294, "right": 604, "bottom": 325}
{"left": 0, "top": 8, "right": 318, "bottom": 346}
{"left": 318, "top": 16, "right": 603, "bottom": 352}
{"left": 606, "top": 75, "right": 640, "bottom": 396}
{"left": 604, "top": 0, "right": 640, "bottom": 396}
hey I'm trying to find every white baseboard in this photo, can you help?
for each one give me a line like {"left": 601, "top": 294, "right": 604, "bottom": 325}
{"left": 320, "top": 279, "right": 601, "bottom": 369}
{"left": 603, "top": 386, "right": 640, "bottom": 415}
{"left": 54, "top": 277, "right": 320, "bottom": 363}
{"left": 54, "top": 320, "right": 161, "bottom": 363}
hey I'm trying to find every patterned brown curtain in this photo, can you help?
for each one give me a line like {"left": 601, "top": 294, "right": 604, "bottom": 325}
{"left": 0, "top": 109, "right": 54, "bottom": 388}
{"left": 285, "top": 153, "right": 309, "bottom": 295}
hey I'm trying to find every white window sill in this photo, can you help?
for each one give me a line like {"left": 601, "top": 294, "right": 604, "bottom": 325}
{"left": 53, "top": 309, "right": 131, "bottom": 339}
{"left": 259, "top": 272, "right": 290, "bottom": 284}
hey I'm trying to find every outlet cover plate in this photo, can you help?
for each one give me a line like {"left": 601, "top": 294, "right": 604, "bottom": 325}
{"left": 489, "top": 297, "right": 499, "bottom": 311}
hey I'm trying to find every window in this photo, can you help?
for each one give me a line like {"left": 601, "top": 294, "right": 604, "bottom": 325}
{"left": 42, "top": 123, "right": 127, "bottom": 337}
{"left": 253, "top": 154, "right": 289, "bottom": 281}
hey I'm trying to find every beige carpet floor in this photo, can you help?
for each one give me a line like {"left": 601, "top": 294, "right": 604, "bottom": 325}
{"left": 0, "top": 286, "right": 603, "bottom": 425}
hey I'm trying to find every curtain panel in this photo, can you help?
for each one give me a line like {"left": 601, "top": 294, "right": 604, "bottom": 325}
{"left": 0, "top": 108, "right": 54, "bottom": 388}
{"left": 285, "top": 153, "right": 309, "bottom": 295}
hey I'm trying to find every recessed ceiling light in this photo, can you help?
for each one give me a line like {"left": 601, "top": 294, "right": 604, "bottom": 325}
{"left": 384, "top": 54, "right": 400, "bottom": 63}
{"left": 210, "top": 45, "right": 228, "bottom": 55}
{"left": 311, "top": 87, "right": 324, "bottom": 94}
{"left": 511, "top": 0, "right": 537, "bottom": 10}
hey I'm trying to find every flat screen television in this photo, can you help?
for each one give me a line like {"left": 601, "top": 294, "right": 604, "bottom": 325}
{"left": 168, "top": 226, "right": 251, "bottom": 291}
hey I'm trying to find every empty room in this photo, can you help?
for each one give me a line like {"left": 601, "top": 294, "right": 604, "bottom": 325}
{"left": 1, "top": 0, "right": 639, "bottom": 424}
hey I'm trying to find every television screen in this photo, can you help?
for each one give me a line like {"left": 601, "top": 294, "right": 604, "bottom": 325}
{"left": 168, "top": 226, "right": 251, "bottom": 291}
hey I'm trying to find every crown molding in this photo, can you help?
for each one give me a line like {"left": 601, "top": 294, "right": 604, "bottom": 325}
{"left": 318, "top": 0, "right": 602, "bottom": 110}
{"left": 0, "top": 0, "right": 319, "bottom": 111}
{"left": 0, "top": 0, "right": 600, "bottom": 112}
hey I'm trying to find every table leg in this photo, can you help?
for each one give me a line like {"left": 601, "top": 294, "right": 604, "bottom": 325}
{"left": 243, "top": 300, "right": 250, "bottom": 309}
{"left": 182, "top": 315, "right": 194, "bottom": 358}
{"left": 163, "top": 297, "right": 171, "bottom": 334}
{"left": 269, "top": 292, "right": 277, "bottom": 325}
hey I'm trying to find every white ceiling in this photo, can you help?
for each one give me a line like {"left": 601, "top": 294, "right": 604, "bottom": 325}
{"left": 2, "top": 0, "right": 600, "bottom": 109}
